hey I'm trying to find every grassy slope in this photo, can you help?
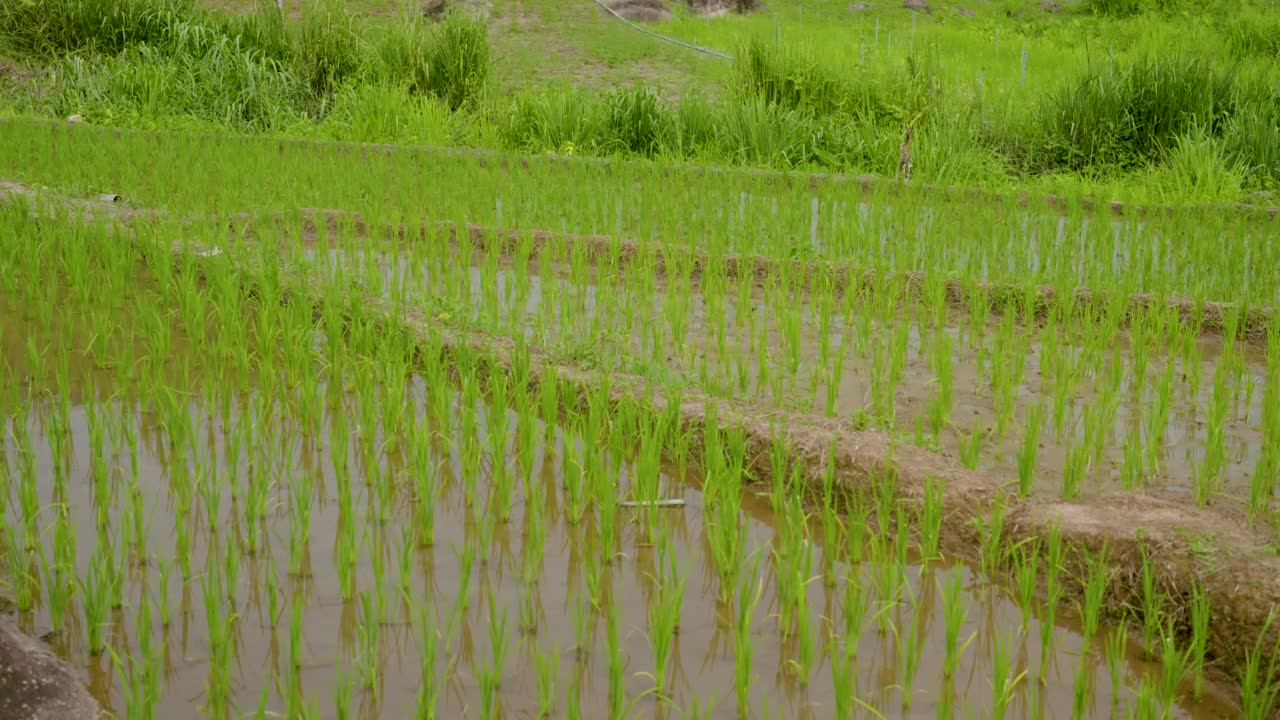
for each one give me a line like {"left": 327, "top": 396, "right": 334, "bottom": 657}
{"left": 1, "top": 0, "right": 1275, "bottom": 204}
{"left": 196, "top": 0, "right": 731, "bottom": 94}
{"left": 471, "top": 0, "right": 1276, "bottom": 202}
{"left": 487, "top": 0, "right": 731, "bottom": 97}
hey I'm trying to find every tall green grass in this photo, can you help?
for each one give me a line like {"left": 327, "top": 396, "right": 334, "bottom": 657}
{"left": 2, "top": 0, "right": 1276, "bottom": 200}
{"left": 500, "top": 40, "right": 966, "bottom": 175}
{"left": 1224, "top": 11, "right": 1280, "bottom": 59}
{"left": 1224, "top": 104, "right": 1280, "bottom": 190}
{"left": 48, "top": 40, "right": 304, "bottom": 129}
{"left": 296, "top": 0, "right": 365, "bottom": 98}
{"left": 4, "top": 0, "right": 490, "bottom": 129}
{"left": 733, "top": 38, "right": 888, "bottom": 120}
{"left": 0, "top": 0, "right": 197, "bottom": 57}
{"left": 424, "top": 12, "right": 489, "bottom": 110}
{"left": 1035, "top": 57, "right": 1238, "bottom": 173}
{"left": 1160, "top": 126, "right": 1246, "bottom": 202}
{"left": 501, "top": 84, "right": 880, "bottom": 170}
{"left": 1084, "top": 0, "right": 1217, "bottom": 18}
{"left": 1014, "top": 54, "right": 1279, "bottom": 190}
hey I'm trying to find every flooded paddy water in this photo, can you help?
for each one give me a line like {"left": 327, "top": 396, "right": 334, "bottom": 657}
{"left": 0, "top": 206, "right": 1245, "bottom": 718}
{"left": 290, "top": 223, "right": 1274, "bottom": 506}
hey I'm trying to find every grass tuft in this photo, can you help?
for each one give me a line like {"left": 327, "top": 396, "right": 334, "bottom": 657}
{"left": 1035, "top": 56, "right": 1240, "bottom": 174}
{"left": 423, "top": 11, "right": 489, "bottom": 110}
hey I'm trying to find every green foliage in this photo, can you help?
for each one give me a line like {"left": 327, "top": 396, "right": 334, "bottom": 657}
{"left": 601, "top": 85, "right": 669, "bottom": 156}
{"left": 1084, "top": 0, "right": 1215, "bottom": 17}
{"left": 223, "top": 3, "right": 292, "bottom": 65}
{"left": 2, "top": 0, "right": 489, "bottom": 130}
{"left": 909, "top": 112, "right": 1007, "bottom": 186}
{"left": 666, "top": 93, "right": 719, "bottom": 158}
{"left": 499, "top": 83, "right": 898, "bottom": 171}
{"left": 1160, "top": 126, "right": 1246, "bottom": 202}
{"left": 1035, "top": 57, "right": 1239, "bottom": 173}
{"left": 296, "top": 0, "right": 366, "bottom": 98}
{"left": 715, "top": 96, "right": 812, "bottom": 166}
{"left": 1225, "top": 11, "right": 1280, "bottom": 59}
{"left": 1223, "top": 102, "right": 1280, "bottom": 189}
{"left": 733, "top": 38, "right": 895, "bottom": 123}
{"left": 502, "top": 86, "right": 604, "bottom": 154}
{"left": 374, "top": 18, "right": 433, "bottom": 96}
{"left": 423, "top": 12, "right": 489, "bottom": 110}
{"left": 317, "top": 80, "right": 454, "bottom": 145}
{"left": 47, "top": 40, "right": 303, "bottom": 128}
{"left": 0, "top": 0, "right": 195, "bottom": 57}
{"left": 2, "top": 0, "right": 1275, "bottom": 201}
{"left": 1084, "top": 0, "right": 1147, "bottom": 18}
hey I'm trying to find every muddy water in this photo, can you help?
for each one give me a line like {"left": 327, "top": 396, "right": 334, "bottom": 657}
{"left": 304, "top": 243, "right": 1272, "bottom": 502}
{"left": 0, "top": 277, "right": 1237, "bottom": 718}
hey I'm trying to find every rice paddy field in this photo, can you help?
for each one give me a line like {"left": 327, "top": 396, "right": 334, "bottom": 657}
{"left": 2, "top": 116, "right": 1280, "bottom": 720}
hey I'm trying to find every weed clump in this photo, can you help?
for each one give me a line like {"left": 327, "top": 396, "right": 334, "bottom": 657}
{"left": 423, "top": 12, "right": 489, "bottom": 110}
{"left": 1223, "top": 102, "right": 1280, "bottom": 190}
{"left": 733, "top": 38, "right": 894, "bottom": 123}
{"left": 1160, "top": 126, "right": 1246, "bottom": 201}
{"left": 296, "top": 0, "right": 366, "bottom": 98}
{"left": 49, "top": 40, "right": 304, "bottom": 129}
{"left": 1035, "top": 57, "right": 1238, "bottom": 173}
{"left": 1083, "top": 0, "right": 1214, "bottom": 17}
{"left": 601, "top": 85, "right": 670, "bottom": 156}
{"left": 2, "top": 0, "right": 489, "bottom": 129}
{"left": 0, "top": 0, "right": 194, "bottom": 57}
{"left": 1224, "top": 11, "right": 1280, "bottom": 59}
{"left": 503, "top": 86, "right": 605, "bottom": 155}
{"left": 372, "top": 12, "right": 489, "bottom": 110}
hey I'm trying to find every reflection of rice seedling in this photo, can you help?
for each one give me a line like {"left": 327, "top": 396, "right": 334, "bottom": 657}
{"left": 646, "top": 532, "right": 685, "bottom": 698}
{"left": 1188, "top": 581, "right": 1210, "bottom": 699}
{"left": 1105, "top": 624, "right": 1128, "bottom": 701}
{"left": 894, "top": 584, "right": 924, "bottom": 709}
{"left": 1013, "top": 544, "right": 1039, "bottom": 634}
{"left": 919, "top": 477, "right": 943, "bottom": 560}
{"left": 479, "top": 592, "right": 511, "bottom": 720}
{"left": 1138, "top": 551, "right": 1163, "bottom": 659}
{"left": 735, "top": 556, "right": 764, "bottom": 712}
{"left": 940, "top": 567, "right": 973, "bottom": 682}
{"left": 534, "top": 642, "right": 560, "bottom": 719}
{"left": 991, "top": 627, "right": 1025, "bottom": 720}
{"left": 1081, "top": 546, "right": 1115, "bottom": 647}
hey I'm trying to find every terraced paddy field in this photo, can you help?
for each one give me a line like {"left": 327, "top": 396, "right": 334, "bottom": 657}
{"left": 2, "top": 120, "right": 1280, "bottom": 719}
